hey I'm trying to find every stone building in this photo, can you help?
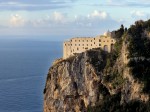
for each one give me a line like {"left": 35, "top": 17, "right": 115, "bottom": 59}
{"left": 63, "top": 31, "right": 116, "bottom": 59}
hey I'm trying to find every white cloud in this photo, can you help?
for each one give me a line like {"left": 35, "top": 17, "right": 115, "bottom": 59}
{"left": 1, "top": 10, "right": 120, "bottom": 37}
{"left": 0, "top": 0, "right": 71, "bottom": 11}
{"left": 131, "top": 10, "right": 146, "bottom": 17}
{"left": 95, "top": 0, "right": 150, "bottom": 8}
{"left": 88, "top": 10, "right": 108, "bottom": 19}
{"left": 8, "top": 12, "right": 67, "bottom": 28}
{"left": 51, "top": 11, "right": 66, "bottom": 23}
{"left": 10, "top": 14, "right": 25, "bottom": 27}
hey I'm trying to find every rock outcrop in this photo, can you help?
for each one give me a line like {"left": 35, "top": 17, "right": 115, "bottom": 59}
{"left": 44, "top": 20, "right": 150, "bottom": 112}
{"left": 44, "top": 46, "right": 149, "bottom": 111}
{"left": 44, "top": 49, "right": 106, "bottom": 112}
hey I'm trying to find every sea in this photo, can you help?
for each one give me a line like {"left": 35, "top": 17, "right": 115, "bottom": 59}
{"left": 0, "top": 39, "right": 62, "bottom": 112}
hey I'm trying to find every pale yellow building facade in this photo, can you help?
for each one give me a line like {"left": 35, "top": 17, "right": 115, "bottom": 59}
{"left": 63, "top": 32, "right": 116, "bottom": 59}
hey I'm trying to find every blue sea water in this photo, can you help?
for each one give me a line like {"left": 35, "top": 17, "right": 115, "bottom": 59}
{"left": 0, "top": 40, "right": 62, "bottom": 112}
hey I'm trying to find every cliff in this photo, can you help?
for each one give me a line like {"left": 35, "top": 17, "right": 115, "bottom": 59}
{"left": 44, "top": 20, "right": 150, "bottom": 112}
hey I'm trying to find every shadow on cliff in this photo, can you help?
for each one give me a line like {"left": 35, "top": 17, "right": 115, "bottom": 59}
{"left": 87, "top": 92, "right": 150, "bottom": 112}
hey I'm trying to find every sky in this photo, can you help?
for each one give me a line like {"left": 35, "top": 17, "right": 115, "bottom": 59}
{"left": 0, "top": 0, "right": 150, "bottom": 40}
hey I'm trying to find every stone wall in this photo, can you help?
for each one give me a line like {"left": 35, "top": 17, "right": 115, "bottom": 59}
{"left": 63, "top": 33, "right": 116, "bottom": 59}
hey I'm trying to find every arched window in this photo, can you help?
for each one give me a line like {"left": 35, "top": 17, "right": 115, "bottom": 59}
{"left": 104, "top": 45, "right": 108, "bottom": 52}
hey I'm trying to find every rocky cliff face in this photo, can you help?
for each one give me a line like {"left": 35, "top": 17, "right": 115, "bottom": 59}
{"left": 44, "top": 20, "right": 150, "bottom": 112}
{"left": 43, "top": 42, "right": 149, "bottom": 112}
{"left": 44, "top": 49, "right": 106, "bottom": 112}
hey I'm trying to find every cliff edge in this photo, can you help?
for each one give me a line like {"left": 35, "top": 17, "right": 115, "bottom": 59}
{"left": 44, "top": 20, "right": 150, "bottom": 112}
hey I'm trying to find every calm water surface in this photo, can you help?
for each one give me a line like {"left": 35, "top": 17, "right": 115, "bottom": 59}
{"left": 0, "top": 40, "right": 62, "bottom": 112}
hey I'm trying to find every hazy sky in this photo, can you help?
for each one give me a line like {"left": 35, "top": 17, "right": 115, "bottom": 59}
{"left": 0, "top": 0, "right": 150, "bottom": 40}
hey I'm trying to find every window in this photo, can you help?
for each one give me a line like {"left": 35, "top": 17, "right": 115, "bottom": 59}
{"left": 87, "top": 44, "right": 88, "bottom": 46}
{"left": 75, "top": 44, "right": 76, "bottom": 46}
{"left": 107, "top": 40, "right": 109, "bottom": 42}
{"left": 99, "top": 39, "right": 101, "bottom": 42}
{"left": 94, "top": 42, "right": 95, "bottom": 44}
{"left": 91, "top": 44, "right": 92, "bottom": 46}
{"left": 87, "top": 40, "right": 88, "bottom": 42}
{"left": 91, "top": 40, "right": 92, "bottom": 42}
{"left": 79, "top": 44, "right": 80, "bottom": 46}
{"left": 99, "top": 44, "right": 101, "bottom": 46}
{"left": 103, "top": 41, "right": 105, "bottom": 42}
{"left": 77, "top": 47, "right": 79, "bottom": 50}
{"left": 94, "top": 38, "right": 95, "bottom": 40}
{"left": 83, "top": 40, "right": 84, "bottom": 42}
{"left": 75, "top": 40, "right": 76, "bottom": 42}
{"left": 104, "top": 45, "right": 108, "bottom": 51}
{"left": 111, "top": 40, "right": 113, "bottom": 42}
{"left": 79, "top": 40, "right": 80, "bottom": 42}
{"left": 83, "top": 44, "right": 84, "bottom": 46}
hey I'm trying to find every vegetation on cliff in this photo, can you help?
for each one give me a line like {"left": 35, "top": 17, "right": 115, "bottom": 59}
{"left": 44, "top": 19, "right": 150, "bottom": 112}
{"left": 127, "top": 20, "right": 150, "bottom": 94}
{"left": 87, "top": 20, "right": 150, "bottom": 112}
{"left": 88, "top": 92, "right": 150, "bottom": 112}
